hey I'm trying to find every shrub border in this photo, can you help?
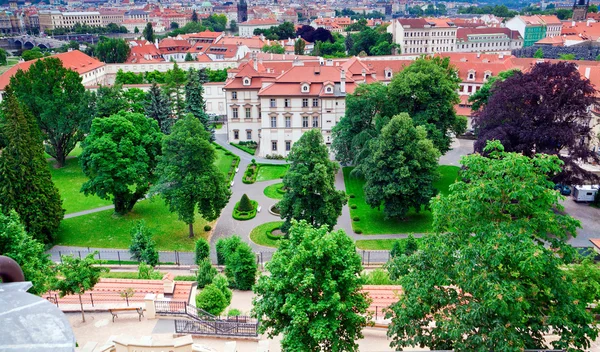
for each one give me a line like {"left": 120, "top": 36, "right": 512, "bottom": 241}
{"left": 230, "top": 142, "right": 257, "bottom": 156}
{"left": 232, "top": 200, "right": 258, "bottom": 220}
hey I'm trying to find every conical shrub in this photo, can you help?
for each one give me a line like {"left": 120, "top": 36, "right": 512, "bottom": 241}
{"left": 237, "top": 194, "right": 253, "bottom": 212}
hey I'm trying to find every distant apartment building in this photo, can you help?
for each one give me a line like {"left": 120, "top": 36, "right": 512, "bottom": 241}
{"left": 387, "top": 17, "right": 457, "bottom": 55}
{"left": 505, "top": 15, "right": 562, "bottom": 47}
{"left": 239, "top": 18, "right": 278, "bottom": 37}
{"left": 39, "top": 10, "right": 102, "bottom": 31}
{"left": 124, "top": 10, "right": 149, "bottom": 22}
{"left": 455, "top": 28, "right": 523, "bottom": 53}
{"left": 99, "top": 9, "right": 125, "bottom": 26}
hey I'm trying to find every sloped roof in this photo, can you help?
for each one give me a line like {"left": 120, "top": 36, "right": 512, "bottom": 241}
{"left": 0, "top": 50, "right": 104, "bottom": 90}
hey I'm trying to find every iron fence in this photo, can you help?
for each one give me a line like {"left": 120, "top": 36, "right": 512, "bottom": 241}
{"left": 174, "top": 319, "right": 259, "bottom": 337}
{"left": 46, "top": 248, "right": 392, "bottom": 267}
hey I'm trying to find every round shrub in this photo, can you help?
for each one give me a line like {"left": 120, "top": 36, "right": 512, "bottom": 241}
{"left": 251, "top": 158, "right": 256, "bottom": 164}
{"left": 355, "top": 229, "right": 362, "bottom": 234}
{"left": 212, "top": 274, "right": 232, "bottom": 304}
{"left": 204, "top": 225, "right": 212, "bottom": 231}
{"left": 353, "top": 216, "right": 360, "bottom": 222}
{"left": 350, "top": 204, "right": 357, "bottom": 209}
{"left": 349, "top": 194, "right": 355, "bottom": 198}
{"left": 196, "top": 284, "right": 228, "bottom": 316}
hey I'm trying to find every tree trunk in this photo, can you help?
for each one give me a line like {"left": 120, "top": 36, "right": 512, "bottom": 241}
{"left": 188, "top": 222, "right": 194, "bottom": 238}
{"left": 79, "top": 293, "right": 85, "bottom": 322}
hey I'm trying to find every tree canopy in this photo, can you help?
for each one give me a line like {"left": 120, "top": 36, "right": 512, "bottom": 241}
{"left": 254, "top": 21, "right": 295, "bottom": 40}
{"left": 357, "top": 114, "right": 440, "bottom": 219}
{"left": 80, "top": 112, "right": 162, "bottom": 215}
{"left": 473, "top": 61, "right": 598, "bottom": 184}
{"left": 152, "top": 115, "right": 230, "bottom": 237}
{"left": 386, "top": 141, "right": 596, "bottom": 351}
{"left": 9, "top": 57, "right": 93, "bottom": 167}
{"left": 94, "top": 37, "right": 130, "bottom": 63}
{"left": 388, "top": 56, "right": 466, "bottom": 154}
{"left": 279, "top": 129, "right": 347, "bottom": 232}
{"left": 253, "top": 221, "right": 370, "bottom": 351}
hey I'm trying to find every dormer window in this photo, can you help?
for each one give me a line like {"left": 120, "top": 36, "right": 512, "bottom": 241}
{"left": 243, "top": 77, "right": 251, "bottom": 86}
{"left": 385, "top": 68, "right": 392, "bottom": 79}
{"left": 325, "top": 86, "right": 333, "bottom": 94}
{"left": 467, "top": 70, "right": 475, "bottom": 81}
{"left": 301, "top": 83, "right": 310, "bottom": 93}
{"left": 484, "top": 71, "right": 492, "bottom": 81}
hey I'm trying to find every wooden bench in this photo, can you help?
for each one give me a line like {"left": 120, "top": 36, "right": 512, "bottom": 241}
{"left": 108, "top": 307, "right": 144, "bottom": 322}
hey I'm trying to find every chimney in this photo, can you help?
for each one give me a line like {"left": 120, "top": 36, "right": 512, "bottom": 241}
{"left": 585, "top": 67, "right": 591, "bottom": 79}
{"left": 154, "top": 38, "right": 159, "bottom": 49}
{"left": 326, "top": 59, "right": 333, "bottom": 66}
{"left": 361, "top": 68, "right": 366, "bottom": 80}
{"left": 572, "top": 20, "right": 576, "bottom": 27}
{"left": 588, "top": 19, "right": 593, "bottom": 27}
{"left": 340, "top": 69, "right": 346, "bottom": 93}
{"left": 251, "top": 51, "right": 257, "bottom": 70}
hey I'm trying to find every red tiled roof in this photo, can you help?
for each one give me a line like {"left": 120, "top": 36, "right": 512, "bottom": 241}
{"left": 361, "top": 285, "right": 402, "bottom": 313}
{"left": 397, "top": 18, "right": 429, "bottom": 28}
{"left": 0, "top": 50, "right": 104, "bottom": 90}
{"left": 456, "top": 27, "right": 522, "bottom": 41}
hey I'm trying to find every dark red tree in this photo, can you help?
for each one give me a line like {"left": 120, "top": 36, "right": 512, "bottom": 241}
{"left": 473, "top": 61, "right": 599, "bottom": 184}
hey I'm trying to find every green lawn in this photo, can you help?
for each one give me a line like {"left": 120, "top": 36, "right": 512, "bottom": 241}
{"left": 45, "top": 143, "right": 83, "bottom": 160}
{"left": 49, "top": 158, "right": 112, "bottom": 214}
{"left": 0, "top": 57, "right": 19, "bottom": 74}
{"left": 214, "top": 148, "right": 236, "bottom": 176}
{"left": 256, "top": 164, "right": 289, "bottom": 182}
{"left": 344, "top": 165, "right": 459, "bottom": 235}
{"left": 249, "top": 221, "right": 284, "bottom": 248}
{"left": 355, "top": 236, "right": 425, "bottom": 250}
{"left": 230, "top": 143, "right": 257, "bottom": 155}
{"left": 263, "top": 183, "right": 285, "bottom": 200}
{"left": 56, "top": 198, "right": 211, "bottom": 251}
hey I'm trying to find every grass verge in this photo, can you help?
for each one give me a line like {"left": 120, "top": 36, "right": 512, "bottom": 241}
{"left": 263, "top": 183, "right": 285, "bottom": 200}
{"left": 249, "top": 221, "right": 284, "bottom": 248}
{"left": 344, "top": 165, "right": 459, "bottom": 234}
{"left": 355, "top": 237, "right": 425, "bottom": 250}
{"left": 56, "top": 198, "right": 211, "bottom": 251}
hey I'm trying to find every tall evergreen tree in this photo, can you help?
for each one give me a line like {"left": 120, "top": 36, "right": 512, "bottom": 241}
{"left": 164, "top": 63, "right": 187, "bottom": 119}
{"left": 185, "top": 69, "right": 214, "bottom": 141}
{"left": 191, "top": 10, "right": 199, "bottom": 22}
{"left": 279, "top": 129, "right": 347, "bottom": 232}
{"left": 145, "top": 82, "right": 172, "bottom": 134}
{"left": 152, "top": 115, "right": 231, "bottom": 238}
{"left": 294, "top": 39, "right": 305, "bottom": 55}
{"left": 143, "top": 22, "right": 154, "bottom": 42}
{"left": 0, "top": 90, "right": 64, "bottom": 245}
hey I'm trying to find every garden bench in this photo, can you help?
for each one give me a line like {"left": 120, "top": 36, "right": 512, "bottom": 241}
{"left": 257, "top": 206, "right": 262, "bottom": 213}
{"left": 108, "top": 307, "right": 144, "bottom": 322}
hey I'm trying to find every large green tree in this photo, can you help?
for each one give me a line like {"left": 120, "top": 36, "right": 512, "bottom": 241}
{"left": 224, "top": 240, "right": 257, "bottom": 290}
{"left": 0, "top": 210, "right": 54, "bottom": 295}
{"left": 331, "top": 82, "right": 395, "bottom": 164}
{"left": 253, "top": 221, "right": 370, "bottom": 351}
{"left": 468, "top": 69, "right": 519, "bottom": 111}
{"left": 279, "top": 129, "right": 346, "bottom": 232}
{"left": 94, "top": 37, "right": 130, "bottom": 63}
{"left": 0, "top": 90, "right": 64, "bottom": 244}
{"left": 388, "top": 56, "right": 466, "bottom": 154}
{"left": 94, "top": 84, "right": 128, "bottom": 118}
{"left": 53, "top": 253, "right": 108, "bottom": 322}
{"left": 386, "top": 141, "right": 596, "bottom": 351}
{"left": 80, "top": 112, "right": 162, "bottom": 215}
{"left": 9, "top": 57, "right": 93, "bottom": 167}
{"left": 145, "top": 82, "right": 172, "bottom": 134}
{"left": 152, "top": 115, "right": 231, "bottom": 238}
{"left": 358, "top": 114, "right": 440, "bottom": 219}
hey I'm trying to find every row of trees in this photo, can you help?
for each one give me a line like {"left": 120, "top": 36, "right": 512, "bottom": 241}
{"left": 47, "top": 22, "right": 129, "bottom": 35}
{"left": 254, "top": 22, "right": 296, "bottom": 41}
{"left": 115, "top": 67, "right": 228, "bottom": 85}
{"left": 252, "top": 140, "right": 600, "bottom": 350}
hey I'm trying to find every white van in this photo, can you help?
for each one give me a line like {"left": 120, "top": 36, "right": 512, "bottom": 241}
{"left": 573, "top": 185, "right": 599, "bottom": 202}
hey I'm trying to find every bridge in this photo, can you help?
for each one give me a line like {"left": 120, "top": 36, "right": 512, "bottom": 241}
{"left": 7, "top": 35, "right": 67, "bottom": 50}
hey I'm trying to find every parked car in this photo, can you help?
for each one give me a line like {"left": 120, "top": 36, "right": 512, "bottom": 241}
{"left": 554, "top": 183, "right": 572, "bottom": 196}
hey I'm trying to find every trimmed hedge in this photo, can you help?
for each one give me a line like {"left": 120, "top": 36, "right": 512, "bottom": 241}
{"left": 349, "top": 194, "right": 355, "bottom": 198}
{"left": 231, "top": 142, "right": 257, "bottom": 155}
{"left": 204, "top": 225, "right": 212, "bottom": 231}
{"left": 355, "top": 229, "right": 362, "bottom": 234}
{"left": 350, "top": 204, "right": 357, "bottom": 209}
{"left": 353, "top": 216, "right": 360, "bottom": 222}
{"left": 266, "top": 228, "right": 285, "bottom": 241}
{"left": 226, "top": 155, "right": 240, "bottom": 185}
{"left": 233, "top": 200, "right": 258, "bottom": 220}
{"left": 242, "top": 164, "right": 258, "bottom": 184}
